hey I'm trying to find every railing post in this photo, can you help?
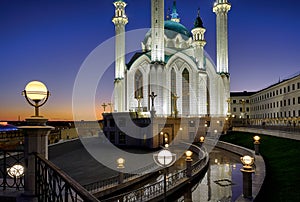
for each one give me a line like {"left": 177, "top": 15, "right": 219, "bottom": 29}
{"left": 17, "top": 117, "right": 53, "bottom": 202}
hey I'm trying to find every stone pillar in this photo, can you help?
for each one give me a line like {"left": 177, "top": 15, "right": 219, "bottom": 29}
{"left": 18, "top": 117, "right": 53, "bottom": 201}
{"left": 186, "top": 159, "right": 193, "bottom": 178}
{"left": 240, "top": 168, "right": 254, "bottom": 199}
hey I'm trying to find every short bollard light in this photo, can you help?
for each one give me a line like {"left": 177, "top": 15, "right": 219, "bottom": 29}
{"left": 22, "top": 81, "right": 50, "bottom": 117}
{"left": 199, "top": 136, "right": 205, "bottom": 143}
{"left": 7, "top": 164, "right": 25, "bottom": 178}
{"left": 185, "top": 150, "right": 193, "bottom": 178}
{"left": 185, "top": 150, "right": 193, "bottom": 161}
{"left": 240, "top": 155, "right": 255, "bottom": 199}
{"left": 253, "top": 135, "right": 261, "bottom": 155}
{"left": 117, "top": 158, "right": 125, "bottom": 184}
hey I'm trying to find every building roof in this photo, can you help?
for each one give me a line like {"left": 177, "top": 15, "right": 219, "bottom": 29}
{"left": 0, "top": 123, "right": 18, "bottom": 132}
{"left": 194, "top": 9, "right": 204, "bottom": 28}
{"left": 230, "top": 91, "right": 256, "bottom": 97}
{"left": 164, "top": 20, "right": 191, "bottom": 38}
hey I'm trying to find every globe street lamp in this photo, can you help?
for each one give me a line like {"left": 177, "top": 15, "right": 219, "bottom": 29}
{"left": 240, "top": 155, "right": 255, "bottom": 199}
{"left": 153, "top": 149, "right": 176, "bottom": 202}
{"left": 7, "top": 164, "right": 25, "bottom": 178}
{"left": 199, "top": 136, "right": 205, "bottom": 143}
{"left": 22, "top": 81, "right": 50, "bottom": 117}
{"left": 253, "top": 135, "right": 261, "bottom": 155}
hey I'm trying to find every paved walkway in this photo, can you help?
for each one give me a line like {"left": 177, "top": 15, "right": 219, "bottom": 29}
{"left": 233, "top": 127, "right": 300, "bottom": 141}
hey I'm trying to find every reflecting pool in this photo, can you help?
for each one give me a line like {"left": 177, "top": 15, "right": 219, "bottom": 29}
{"left": 174, "top": 147, "right": 243, "bottom": 202}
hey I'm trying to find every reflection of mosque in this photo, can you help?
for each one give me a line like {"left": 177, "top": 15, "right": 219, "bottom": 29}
{"left": 102, "top": 0, "right": 231, "bottom": 149}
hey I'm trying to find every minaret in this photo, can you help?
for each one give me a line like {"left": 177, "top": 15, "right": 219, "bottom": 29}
{"left": 112, "top": 0, "right": 128, "bottom": 112}
{"left": 213, "top": 0, "right": 231, "bottom": 74}
{"left": 151, "top": 0, "right": 164, "bottom": 63}
{"left": 191, "top": 9, "right": 206, "bottom": 70}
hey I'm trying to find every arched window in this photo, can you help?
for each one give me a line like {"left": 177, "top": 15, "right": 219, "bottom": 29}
{"left": 182, "top": 68, "right": 190, "bottom": 115}
{"left": 171, "top": 68, "right": 176, "bottom": 114}
{"left": 134, "top": 70, "right": 143, "bottom": 98}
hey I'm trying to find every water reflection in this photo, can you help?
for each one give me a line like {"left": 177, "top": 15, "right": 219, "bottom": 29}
{"left": 175, "top": 148, "right": 243, "bottom": 202}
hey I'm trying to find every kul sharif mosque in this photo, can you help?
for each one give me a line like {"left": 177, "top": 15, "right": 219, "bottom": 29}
{"left": 112, "top": 0, "right": 231, "bottom": 118}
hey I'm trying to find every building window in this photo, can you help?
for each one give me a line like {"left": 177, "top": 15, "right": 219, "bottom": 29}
{"left": 118, "top": 118, "right": 126, "bottom": 127}
{"left": 233, "top": 99, "right": 236, "bottom": 104}
{"left": 134, "top": 70, "right": 143, "bottom": 99}
{"left": 298, "top": 82, "right": 300, "bottom": 89}
{"left": 189, "top": 120, "right": 195, "bottom": 127}
{"left": 233, "top": 107, "right": 236, "bottom": 112}
{"left": 240, "top": 107, "right": 242, "bottom": 112}
{"left": 110, "top": 132, "right": 115, "bottom": 143}
{"left": 182, "top": 68, "right": 190, "bottom": 115}
{"left": 280, "top": 89, "right": 282, "bottom": 94}
{"left": 171, "top": 68, "right": 176, "bottom": 114}
{"left": 284, "top": 100, "right": 286, "bottom": 106}
{"left": 292, "top": 84, "right": 295, "bottom": 90}
{"left": 276, "top": 90, "right": 278, "bottom": 95}
{"left": 298, "top": 97, "right": 300, "bottom": 104}
{"left": 288, "top": 99, "right": 291, "bottom": 106}
{"left": 284, "top": 87, "right": 286, "bottom": 93}
{"left": 246, "top": 107, "right": 249, "bottom": 112}
{"left": 110, "top": 119, "right": 115, "bottom": 127}
{"left": 293, "top": 98, "right": 296, "bottom": 105}
{"left": 119, "top": 132, "right": 126, "bottom": 144}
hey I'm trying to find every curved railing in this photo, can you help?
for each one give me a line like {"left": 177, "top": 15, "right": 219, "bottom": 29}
{"left": 35, "top": 153, "right": 99, "bottom": 202}
{"left": 83, "top": 162, "right": 159, "bottom": 194}
{"left": 102, "top": 144, "right": 209, "bottom": 202}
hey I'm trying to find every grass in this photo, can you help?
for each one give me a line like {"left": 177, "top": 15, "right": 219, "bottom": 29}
{"left": 219, "top": 131, "right": 300, "bottom": 202}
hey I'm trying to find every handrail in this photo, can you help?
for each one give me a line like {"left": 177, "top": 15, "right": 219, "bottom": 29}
{"left": 84, "top": 162, "right": 159, "bottom": 193}
{"left": 102, "top": 144, "right": 208, "bottom": 202}
{"left": 35, "top": 153, "right": 99, "bottom": 202}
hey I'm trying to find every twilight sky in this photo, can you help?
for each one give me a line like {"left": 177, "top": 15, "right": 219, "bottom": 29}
{"left": 1, "top": 0, "right": 300, "bottom": 121}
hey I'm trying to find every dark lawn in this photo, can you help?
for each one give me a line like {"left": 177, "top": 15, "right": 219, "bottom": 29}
{"left": 220, "top": 131, "right": 300, "bottom": 202}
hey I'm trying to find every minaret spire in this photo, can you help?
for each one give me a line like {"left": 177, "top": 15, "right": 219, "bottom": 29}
{"left": 191, "top": 8, "right": 206, "bottom": 69}
{"left": 151, "top": 0, "right": 164, "bottom": 63}
{"left": 170, "top": 0, "right": 180, "bottom": 22}
{"left": 213, "top": 0, "right": 231, "bottom": 74}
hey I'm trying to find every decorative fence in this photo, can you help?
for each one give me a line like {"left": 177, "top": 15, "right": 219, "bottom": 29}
{"left": 84, "top": 162, "right": 159, "bottom": 194}
{"left": 0, "top": 149, "right": 24, "bottom": 190}
{"left": 35, "top": 153, "right": 99, "bottom": 202}
{"left": 102, "top": 145, "right": 209, "bottom": 202}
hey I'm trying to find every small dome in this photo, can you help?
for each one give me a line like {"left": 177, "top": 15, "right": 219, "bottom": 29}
{"left": 164, "top": 20, "right": 191, "bottom": 38}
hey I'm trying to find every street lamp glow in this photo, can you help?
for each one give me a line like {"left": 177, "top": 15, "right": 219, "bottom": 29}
{"left": 240, "top": 155, "right": 254, "bottom": 169}
{"left": 7, "top": 164, "right": 24, "bottom": 178}
{"left": 23, "top": 81, "right": 50, "bottom": 117}
{"left": 117, "top": 158, "right": 125, "bottom": 169}
{"left": 253, "top": 135, "right": 260, "bottom": 143}
{"left": 185, "top": 150, "right": 193, "bottom": 161}
{"left": 199, "top": 136, "right": 205, "bottom": 143}
{"left": 157, "top": 149, "right": 173, "bottom": 166}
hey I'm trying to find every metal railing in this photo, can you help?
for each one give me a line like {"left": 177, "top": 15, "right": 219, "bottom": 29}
{"left": 35, "top": 153, "right": 99, "bottom": 202}
{"left": 102, "top": 145, "right": 209, "bottom": 202}
{"left": 84, "top": 162, "right": 159, "bottom": 194}
{"left": 0, "top": 149, "right": 24, "bottom": 190}
{"left": 246, "top": 125, "right": 300, "bottom": 133}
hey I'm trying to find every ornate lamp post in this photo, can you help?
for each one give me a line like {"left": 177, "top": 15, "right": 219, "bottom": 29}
{"left": 253, "top": 135, "right": 261, "bottom": 155}
{"left": 153, "top": 149, "right": 176, "bottom": 202}
{"left": 240, "top": 155, "right": 255, "bottom": 199}
{"left": 19, "top": 81, "right": 54, "bottom": 200}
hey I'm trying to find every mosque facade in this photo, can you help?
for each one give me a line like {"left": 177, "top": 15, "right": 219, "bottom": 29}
{"left": 112, "top": 0, "right": 231, "bottom": 117}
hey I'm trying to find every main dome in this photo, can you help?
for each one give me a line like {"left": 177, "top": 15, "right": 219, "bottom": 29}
{"left": 164, "top": 20, "right": 191, "bottom": 38}
{"left": 143, "top": 20, "right": 191, "bottom": 45}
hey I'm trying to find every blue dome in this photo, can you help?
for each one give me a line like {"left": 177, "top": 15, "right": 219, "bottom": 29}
{"left": 164, "top": 20, "right": 191, "bottom": 38}
{"left": 0, "top": 123, "right": 18, "bottom": 132}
